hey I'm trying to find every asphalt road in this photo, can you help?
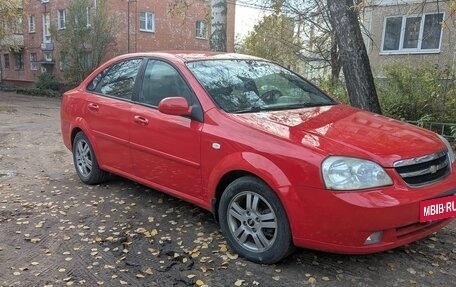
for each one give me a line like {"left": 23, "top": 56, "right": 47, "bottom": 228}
{"left": 0, "top": 92, "right": 455, "bottom": 287}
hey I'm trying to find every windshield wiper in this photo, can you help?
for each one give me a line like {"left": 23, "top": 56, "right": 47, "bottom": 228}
{"left": 232, "top": 106, "right": 264, "bottom": 114}
{"left": 231, "top": 102, "right": 337, "bottom": 114}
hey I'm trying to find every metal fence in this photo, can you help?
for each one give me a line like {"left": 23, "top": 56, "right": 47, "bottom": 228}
{"left": 407, "top": 121, "right": 456, "bottom": 144}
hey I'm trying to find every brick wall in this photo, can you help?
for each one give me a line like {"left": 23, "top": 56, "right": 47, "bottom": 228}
{"left": 0, "top": 0, "right": 235, "bottom": 85}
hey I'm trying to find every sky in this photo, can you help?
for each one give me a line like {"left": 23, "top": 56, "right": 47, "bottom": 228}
{"left": 234, "top": 3, "right": 269, "bottom": 39}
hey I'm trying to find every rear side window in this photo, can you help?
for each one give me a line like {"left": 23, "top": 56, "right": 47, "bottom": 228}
{"left": 93, "top": 58, "right": 143, "bottom": 100}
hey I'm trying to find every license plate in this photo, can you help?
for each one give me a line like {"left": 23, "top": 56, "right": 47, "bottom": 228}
{"left": 420, "top": 195, "right": 456, "bottom": 222}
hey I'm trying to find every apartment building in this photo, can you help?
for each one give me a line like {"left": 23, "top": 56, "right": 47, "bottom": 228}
{"left": 0, "top": 0, "right": 235, "bottom": 86}
{"left": 363, "top": 0, "right": 455, "bottom": 76}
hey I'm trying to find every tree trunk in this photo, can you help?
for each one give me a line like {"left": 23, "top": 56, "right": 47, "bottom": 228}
{"left": 327, "top": 0, "right": 382, "bottom": 114}
{"left": 210, "top": 0, "right": 227, "bottom": 52}
{"left": 329, "top": 31, "right": 341, "bottom": 88}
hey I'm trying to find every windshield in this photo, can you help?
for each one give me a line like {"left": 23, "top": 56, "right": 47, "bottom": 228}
{"left": 186, "top": 59, "right": 337, "bottom": 113}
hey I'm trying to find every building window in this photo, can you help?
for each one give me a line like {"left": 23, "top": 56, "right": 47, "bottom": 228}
{"left": 30, "top": 53, "right": 38, "bottom": 70}
{"left": 196, "top": 20, "right": 207, "bottom": 39}
{"left": 43, "top": 13, "right": 51, "bottom": 43}
{"left": 29, "top": 15, "right": 35, "bottom": 33}
{"left": 58, "top": 10, "right": 66, "bottom": 29}
{"left": 44, "top": 52, "right": 53, "bottom": 62}
{"left": 14, "top": 51, "right": 24, "bottom": 70}
{"left": 4, "top": 54, "right": 10, "bottom": 69}
{"left": 382, "top": 13, "right": 444, "bottom": 53}
{"left": 140, "top": 12, "right": 155, "bottom": 32}
{"left": 86, "top": 7, "right": 91, "bottom": 27}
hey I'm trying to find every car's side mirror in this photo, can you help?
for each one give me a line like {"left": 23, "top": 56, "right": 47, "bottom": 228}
{"left": 158, "top": 97, "right": 192, "bottom": 116}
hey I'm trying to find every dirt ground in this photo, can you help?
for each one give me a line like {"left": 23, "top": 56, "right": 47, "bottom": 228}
{"left": 0, "top": 92, "right": 455, "bottom": 287}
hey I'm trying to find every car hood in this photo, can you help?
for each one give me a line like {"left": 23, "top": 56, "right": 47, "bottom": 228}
{"left": 228, "top": 104, "right": 444, "bottom": 167}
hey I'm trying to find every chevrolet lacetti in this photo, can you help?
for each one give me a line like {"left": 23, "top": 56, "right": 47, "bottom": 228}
{"left": 61, "top": 52, "right": 456, "bottom": 263}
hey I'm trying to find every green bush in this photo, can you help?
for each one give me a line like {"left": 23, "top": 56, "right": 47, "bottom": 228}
{"left": 35, "top": 72, "right": 61, "bottom": 91}
{"left": 377, "top": 64, "right": 456, "bottom": 122}
{"left": 16, "top": 87, "right": 60, "bottom": 98}
{"left": 318, "top": 78, "right": 350, "bottom": 104}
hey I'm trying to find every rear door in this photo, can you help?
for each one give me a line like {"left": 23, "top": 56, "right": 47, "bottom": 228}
{"left": 130, "top": 59, "right": 204, "bottom": 199}
{"left": 84, "top": 58, "right": 144, "bottom": 174}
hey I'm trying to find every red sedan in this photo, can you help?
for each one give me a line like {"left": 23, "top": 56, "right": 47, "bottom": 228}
{"left": 61, "top": 52, "right": 456, "bottom": 263}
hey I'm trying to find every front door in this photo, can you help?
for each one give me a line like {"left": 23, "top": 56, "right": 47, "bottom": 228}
{"left": 130, "top": 59, "right": 203, "bottom": 199}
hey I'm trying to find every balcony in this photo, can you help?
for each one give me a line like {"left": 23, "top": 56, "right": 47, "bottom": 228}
{"left": 0, "top": 34, "right": 24, "bottom": 49}
{"left": 41, "top": 42, "right": 54, "bottom": 51}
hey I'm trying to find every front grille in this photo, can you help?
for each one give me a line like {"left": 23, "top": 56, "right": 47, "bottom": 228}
{"left": 394, "top": 150, "right": 451, "bottom": 186}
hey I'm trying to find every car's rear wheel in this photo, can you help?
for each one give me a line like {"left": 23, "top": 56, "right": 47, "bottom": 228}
{"left": 73, "top": 131, "right": 106, "bottom": 185}
{"left": 218, "top": 176, "right": 293, "bottom": 264}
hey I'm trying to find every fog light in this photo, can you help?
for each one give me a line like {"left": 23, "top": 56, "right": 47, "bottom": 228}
{"left": 364, "top": 231, "right": 383, "bottom": 245}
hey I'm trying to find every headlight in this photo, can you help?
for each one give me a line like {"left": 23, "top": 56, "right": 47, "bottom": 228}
{"left": 322, "top": 156, "right": 393, "bottom": 191}
{"left": 437, "top": 135, "right": 455, "bottom": 164}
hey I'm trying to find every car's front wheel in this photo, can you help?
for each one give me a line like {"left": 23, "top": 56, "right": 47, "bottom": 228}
{"left": 72, "top": 131, "right": 107, "bottom": 185}
{"left": 218, "top": 176, "right": 293, "bottom": 264}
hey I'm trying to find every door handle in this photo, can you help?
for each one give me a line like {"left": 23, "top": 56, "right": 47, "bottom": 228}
{"left": 88, "top": 103, "right": 99, "bottom": 112}
{"left": 134, "top": 115, "right": 149, "bottom": 126}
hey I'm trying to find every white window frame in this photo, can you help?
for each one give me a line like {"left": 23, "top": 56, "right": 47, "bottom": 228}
{"left": 43, "top": 13, "right": 51, "bottom": 43}
{"left": 30, "top": 53, "right": 38, "bottom": 70}
{"left": 28, "top": 15, "right": 35, "bottom": 33}
{"left": 58, "top": 10, "right": 66, "bottom": 29}
{"left": 380, "top": 12, "right": 444, "bottom": 55}
{"left": 140, "top": 11, "right": 155, "bottom": 32}
{"left": 86, "top": 7, "right": 91, "bottom": 27}
{"left": 44, "top": 52, "right": 53, "bottom": 62}
{"left": 195, "top": 20, "right": 207, "bottom": 39}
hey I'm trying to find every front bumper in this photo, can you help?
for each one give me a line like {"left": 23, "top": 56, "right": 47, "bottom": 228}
{"left": 284, "top": 166, "right": 456, "bottom": 254}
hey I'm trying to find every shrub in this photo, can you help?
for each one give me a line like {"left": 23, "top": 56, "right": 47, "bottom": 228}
{"left": 377, "top": 64, "right": 456, "bottom": 122}
{"left": 16, "top": 87, "right": 60, "bottom": 98}
{"left": 35, "top": 72, "right": 61, "bottom": 91}
{"left": 317, "top": 78, "right": 350, "bottom": 104}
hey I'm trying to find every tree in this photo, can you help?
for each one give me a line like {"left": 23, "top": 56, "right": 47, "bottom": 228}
{"left": 246, "top": 1, "right": 342, "bottom": 86}
{"left": 0, "top": 0, "right": 23, "bottom": 50}
{"left": 239, "top": 14, "right": 302, "bottom": 70}
{"left": 51, "top": 0, "right": 116, "bottom": 87}
{"left": 327, "top": 0, "right": 381, "bottom": 114}
{"left": 210, "top": 0, "right": 227, "bottom": 51}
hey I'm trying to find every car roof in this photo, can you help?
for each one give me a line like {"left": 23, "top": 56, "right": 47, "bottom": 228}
{"left": 110, "top": 51, "right": 265, "bottom": 64}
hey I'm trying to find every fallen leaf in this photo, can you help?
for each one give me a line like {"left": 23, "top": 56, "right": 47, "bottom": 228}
{"left": 144, "top": 268, "right": 154, "bottom": 275}
{"left": 195, "top": 279, "right": 205, "bottom": 286}
{"left": 235, "top": 279, "right": 245, "bottom": 286}
{"left": 407, "top": 268, "right": 417, "bottom": 275}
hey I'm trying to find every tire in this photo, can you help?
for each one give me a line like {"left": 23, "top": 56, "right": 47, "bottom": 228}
{"left": 72, "top": 131, "right": 107, "bottom": 185}
{"left": 218, "top": 176, "right": 293, "bottom": 264}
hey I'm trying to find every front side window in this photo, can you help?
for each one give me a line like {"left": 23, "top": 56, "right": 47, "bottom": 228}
{"left": 186, "top": 60, "right": 336, "bottom": 113}
{"left": 140, "top": 11, "right": 155, "bottom": 32}
{"left": 29, "top": 15, "right": 35, "bottom": 33}
{"left": 95, "top": 58, "right": 143, "bottom": 100}
{"left": 196, "top": 20, "right": 207, "bottom": 39}
{"left": 58, "top": 10, "right": 66, "bottom": 29}
{"left": 382, "top": 13, "right": 444, "bottom": 53}
{"left": 140, "top": 60, "right": 196, "bottom": 107}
